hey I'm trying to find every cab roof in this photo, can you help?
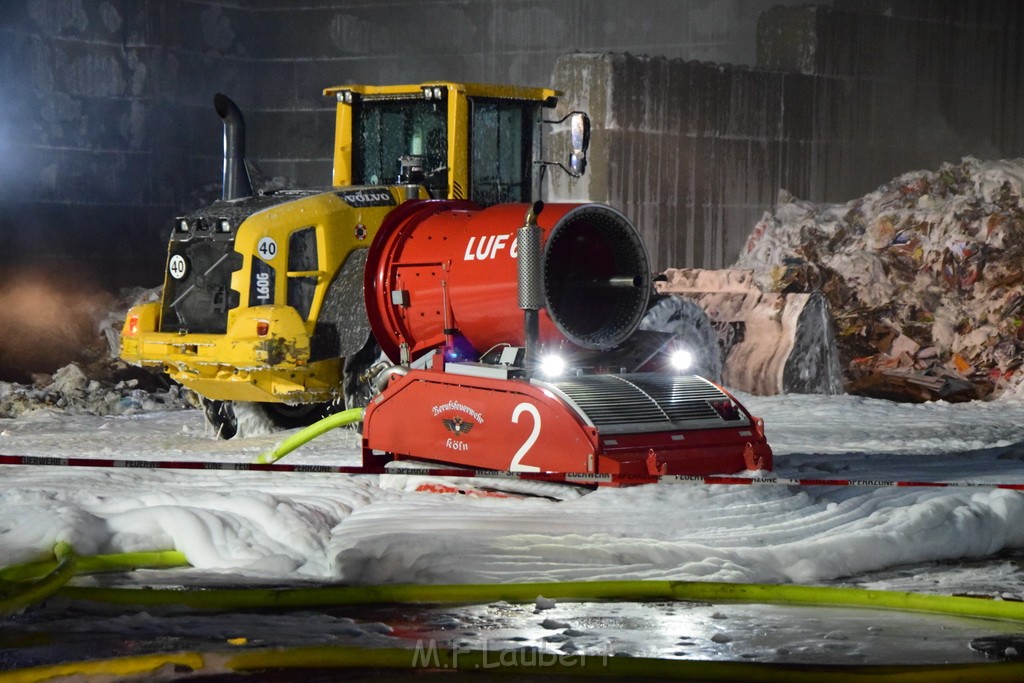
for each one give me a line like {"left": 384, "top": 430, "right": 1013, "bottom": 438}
{"left": 323, "top": 81, "right": 560, "bottom": 106}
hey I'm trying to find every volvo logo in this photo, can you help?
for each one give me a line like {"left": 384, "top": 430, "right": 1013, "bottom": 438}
{"left": 337, "top": 188, "right": 395, "bottom": 208}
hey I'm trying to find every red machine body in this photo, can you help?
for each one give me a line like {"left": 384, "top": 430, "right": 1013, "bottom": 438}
{"left": 359, "top": 200, "right": 773, "bottom": 484}
{"left": 363, "top": 368, "right": 771, "bottom": 478}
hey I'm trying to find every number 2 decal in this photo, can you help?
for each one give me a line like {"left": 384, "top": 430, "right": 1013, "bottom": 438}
{"left": 510, "top": 402, "right": 541, "bottom": 472}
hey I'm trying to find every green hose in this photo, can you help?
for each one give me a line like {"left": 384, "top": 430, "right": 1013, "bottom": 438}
{"left": 0, "top": 543, "right": 76, "bottom": 617}
{"left": 7, "top": 548, "right": 1024, "bottom": 681}
{"left": 254, "top": 407, "right": 364, "bottom": 464}
{"left": 54, "top": 578, "right": 1024, "bottom": 624}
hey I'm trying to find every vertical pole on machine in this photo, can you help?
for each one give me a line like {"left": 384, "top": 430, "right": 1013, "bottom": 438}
{"left": 517, "top": 201, "right": 545, "bottom": 373}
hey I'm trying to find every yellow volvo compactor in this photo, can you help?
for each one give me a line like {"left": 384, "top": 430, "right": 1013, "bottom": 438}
{"left": 120, "top": 82, "right": 589, "bottom": 437}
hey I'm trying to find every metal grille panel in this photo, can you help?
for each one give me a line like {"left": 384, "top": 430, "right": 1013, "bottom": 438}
{"left": 539, "top": 373, "right": 748, "bottom": 435}
{"left": 160, "top": 240, "right": 242, "bottom": 333}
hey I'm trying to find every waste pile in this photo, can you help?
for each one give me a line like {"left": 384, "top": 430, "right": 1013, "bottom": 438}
{"left": 732, "top": 156, "right": 1024, "bottom": 402}
{"left": 0, "top": 364, "right": 190, "bottom": 419}
{"left": 0, "top": 288, "right": 190, "bottom": 418}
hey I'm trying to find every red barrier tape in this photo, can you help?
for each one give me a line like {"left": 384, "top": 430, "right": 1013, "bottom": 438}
{"left": 3, "top": 453, "right": 1024, "bottom": 490}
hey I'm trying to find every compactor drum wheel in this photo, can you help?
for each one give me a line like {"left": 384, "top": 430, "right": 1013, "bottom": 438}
{"left": 203, "top": 399, "right": 239, "bottom": 440}
{"left": 342, "top": 335, "right": 383, "bottom": 412}
{"left": 202, "top": 399, "right": 328, "bottom": 440}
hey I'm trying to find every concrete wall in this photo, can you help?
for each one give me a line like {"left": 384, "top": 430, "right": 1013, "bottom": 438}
{"left": 760, "top": 1, "right": 1022, "bottom": 201}
{"left": 0, "top": 0, "right": 243, "bottom": 287}
{"left": 238, "top": 0, "right": 811, "bottom": 198}
{"left": 549, "top": 2, "right": 1024, "bottom": 271}
{"left": 1, "top": 0, "right": 1021, "bottom": 288}
{"left": 0, "top": 0, "right": 812, "bottom": 289}
{"left": 549, "top": 54, "right": 789, "bottom": 271}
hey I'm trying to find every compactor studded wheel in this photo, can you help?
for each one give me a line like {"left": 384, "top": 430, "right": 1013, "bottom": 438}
{"left": 342, "top": 335, "right": 383, "bottom": 411}
{"left": 203, "top": 399, "right": 328, "bottom": 439}
{"left": 203, "top": 399, "right": 238, "bottom": 440}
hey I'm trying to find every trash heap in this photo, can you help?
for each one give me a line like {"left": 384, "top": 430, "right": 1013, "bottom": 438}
{"left": 0, "top": 364, "right": 190, "bottom": 419}
{"left": 0, "top": 288, "right": 191, "bottom": 418}
{"left": 734, "top": 156, "right": 1024, "bottom": 402}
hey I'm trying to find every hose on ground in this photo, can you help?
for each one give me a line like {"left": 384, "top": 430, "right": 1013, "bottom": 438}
{"left": 6, "top": 547, "right": 1024, "bottom": 681}
{"left": 50, "top": 577, "right": 1024, "bottom": 623}
{"left": 0, "top": 550, "right": 188, "bottom": 584}
{"left": 0, "top": 546, "right": 188, "bottom": 617}
{"left": 0, "top": 543, "right": 76, "bottom": 617}
{"left": 254, "top": 407, "right": 364, "bottom": 464}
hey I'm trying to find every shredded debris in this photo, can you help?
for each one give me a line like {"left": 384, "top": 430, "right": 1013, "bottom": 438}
{"left": 733, "top": 156, "right": 1024, "bottom": 401}
{"left": 0, "top": 287, "right": 190, "bottom": 418}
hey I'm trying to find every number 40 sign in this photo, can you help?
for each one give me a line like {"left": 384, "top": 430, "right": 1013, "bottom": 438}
{"left": 257, "top": 237, "right": 278, "bottom": 260}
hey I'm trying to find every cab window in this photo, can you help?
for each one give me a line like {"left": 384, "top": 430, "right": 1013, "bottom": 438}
{"left": 469, "top": 98, "right": 533, "bottom": 205}
{"left": 286, "top": 226, "right": 318, "bottom": 320}
{"left": 352, "top": 99, "right": 447, "bottom": 198}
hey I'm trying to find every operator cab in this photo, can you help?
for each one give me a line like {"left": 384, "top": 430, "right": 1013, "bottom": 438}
{"left": 326, "top": 82, "right": 589, "bottom": 207}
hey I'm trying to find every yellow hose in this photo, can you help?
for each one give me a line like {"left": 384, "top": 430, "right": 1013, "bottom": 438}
{"left": 0, "top": 651, "right": 206, "bottom": 683}
{"left": 55, "top": 578, "right": 1024, "bottom": 624}
{"left": 254, "top": 407, "right": 364, "bottom": 464}
{"left": 6, "top": 548, "right": 1024, "bottom": 682}
{"left": 670, "top": 580, "right": 1024, "bottom": 622}
{"left": 0, "top": 550, "right": 188, "bottom": 583}
{"left": 0, "top": 543, "right": 76, "bottom": 617}
{"left": 0, "top": 546, "right": 189, "bottom": 618}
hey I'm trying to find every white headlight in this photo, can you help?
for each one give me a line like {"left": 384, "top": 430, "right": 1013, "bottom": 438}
{"left": 539, "top": 354, "right": 566, "bottom": 377}
{"left": 670, "top": 349, "right": 693, "bottom": 371}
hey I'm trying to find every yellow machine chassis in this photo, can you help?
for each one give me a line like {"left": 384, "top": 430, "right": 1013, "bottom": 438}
{"left": 122, "top": 189, "right": 407, "bottom": 404}
{"left": 122, "top": 301, "right": 342, "bottom": 403}
{"left": 122, "top": 82, "right": 561, "bottom": 407}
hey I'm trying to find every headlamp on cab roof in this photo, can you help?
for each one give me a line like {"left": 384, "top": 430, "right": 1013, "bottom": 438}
{"left": 421, "top": 85, "right": 446, "bottom": 101}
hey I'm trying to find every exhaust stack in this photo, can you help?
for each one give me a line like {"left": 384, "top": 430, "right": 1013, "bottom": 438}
{"left": 213, "top": 93, "right": 253, "bottom": 201}
{"left": 517, "top": 201, "right": 545, "bottom": 371}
